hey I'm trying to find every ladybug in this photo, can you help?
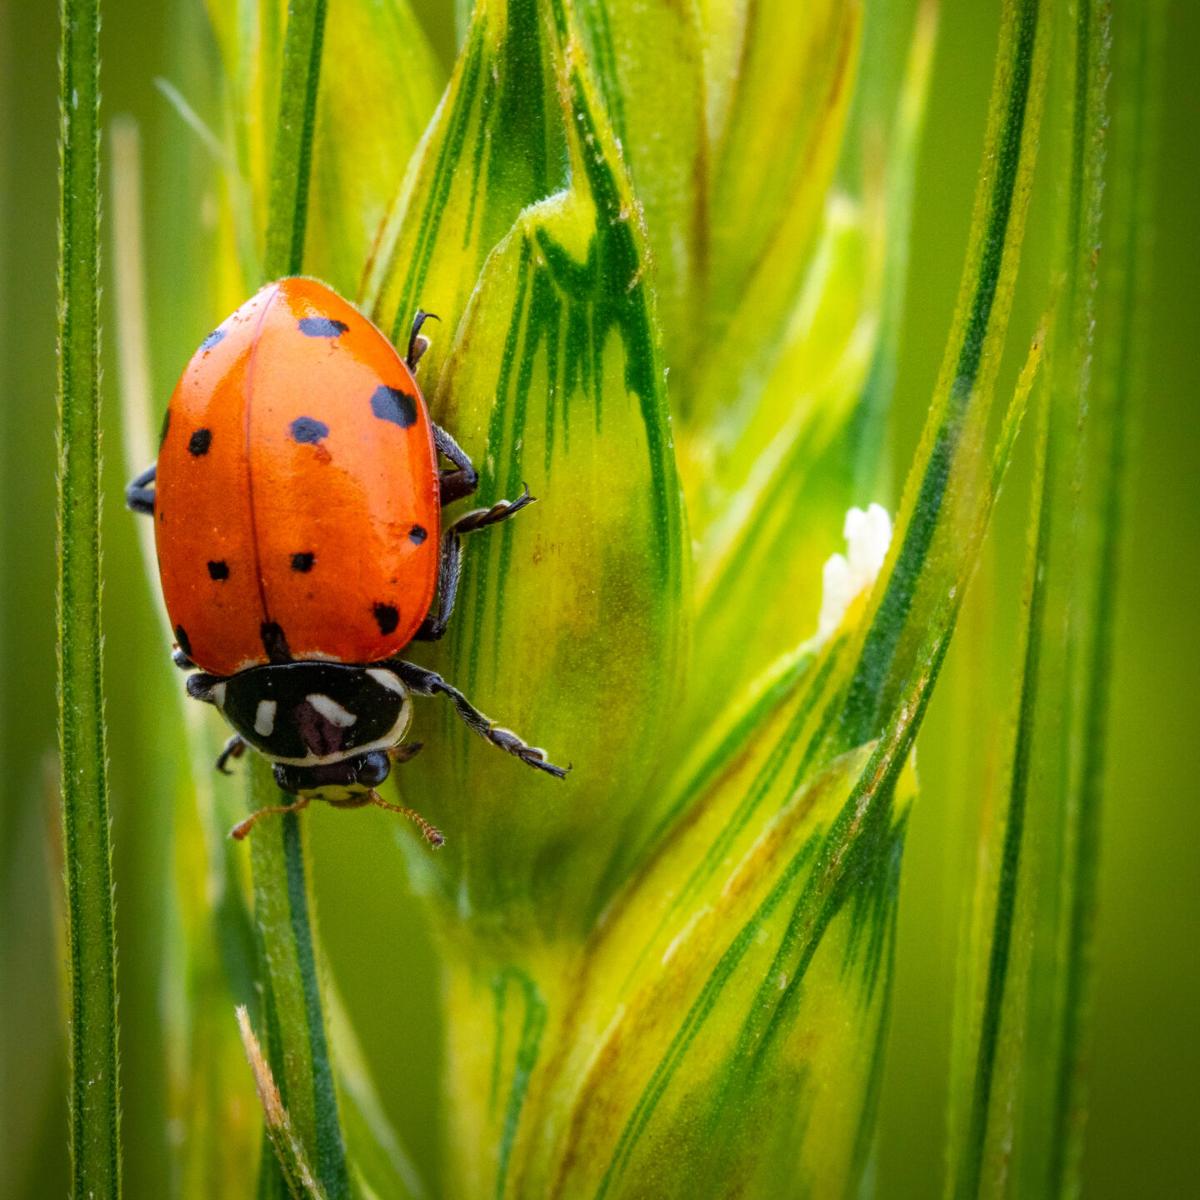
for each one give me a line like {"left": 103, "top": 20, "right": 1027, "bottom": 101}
{"left": 128, "top": 277, "right": 566, "bottom": 842}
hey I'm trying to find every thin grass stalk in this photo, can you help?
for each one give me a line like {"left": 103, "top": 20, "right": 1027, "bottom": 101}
{"left": 57, "top": 0, "right": 121, "bottom": 1193}
{"left": 948, "top": 1, "right": 1152, "bottom": 1194}
{"left": 247, "top": 1, "right": 348, "bottom": 1195}
{"left": 1049, "top": 3, "right": 1166, "bottom": 1190}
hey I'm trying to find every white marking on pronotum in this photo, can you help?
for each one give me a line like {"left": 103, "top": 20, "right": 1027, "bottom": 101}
{"left": 254, "top": 699, "right": 277, "bottom": 737}
{"left": 366, "top": 668, "right": 405, "bottom": 694}
{"left": 307, "top": 693, "right": 357, "bottom": 727}
{"left": 209, "top": 682, "right": 227, "bottom": 708}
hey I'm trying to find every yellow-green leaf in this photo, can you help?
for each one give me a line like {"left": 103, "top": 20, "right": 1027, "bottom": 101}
{"left": 396, "top": 7, "right": 688, "bottom": 928}
{"left": 571, "top": 0, "right": 708, "bottom": 369}
{"left": 362, "top": 0, "right": 567, "bottom": 382}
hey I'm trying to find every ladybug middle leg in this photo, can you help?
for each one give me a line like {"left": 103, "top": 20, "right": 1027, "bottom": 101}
{"left": 415, "top": 485, "right": 535, "bottom": 642}
{"left": 391, "top": 660, "right": 568, "bottom": 778}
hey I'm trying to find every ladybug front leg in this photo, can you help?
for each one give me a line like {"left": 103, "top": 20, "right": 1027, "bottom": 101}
{"left": 216, "top": 734, "right": 248, "bottom": 775}
{"left": 126, "top": 463, "right": 156, "bottom": 515}
{"left": 414, "top": 487, "right": 535, "bottom": 641}
{"left": 391, "top": 660, "right": 568, "bottom": 778}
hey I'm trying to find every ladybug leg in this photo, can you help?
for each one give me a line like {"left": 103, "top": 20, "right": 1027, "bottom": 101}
{"left": 388, "top": 741, "right": 424, "bottom": 764}
{"left": 406, "top": 309, "right": 440, "bottom": 370}
{"left": 215, "top": 734, "right": 247, "bottom": 775}
{"left": 391, "top": 660, "right": 569, "bottom": 778}
{"left": 432, "top": 424, "right": 480, "bottom": 505}
{"left": 172, "top": 646, "right": 195, "bottom": 670}
{"left": 126, "top": 463, "right": 156, "bottom": 516}
{"left": 414, "top": 487, "right": 535, "bottom": 641}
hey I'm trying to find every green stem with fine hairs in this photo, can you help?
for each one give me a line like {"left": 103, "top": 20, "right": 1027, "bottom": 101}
{"left": 58, "top": 0, "right": 121, "bottom": 1193}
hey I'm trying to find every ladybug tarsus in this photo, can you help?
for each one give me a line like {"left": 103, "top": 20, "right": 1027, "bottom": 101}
{"left": 216, "top": 734, "right": 247, "bottom": 775}
{"left": 406, "top": 309, "right": 440, "bottom": 370}
{"left": 391, "top": 660, "right": 570, "bottom": 779}
{"left": 126, "top": 462, "right": 156, "bottom": 515}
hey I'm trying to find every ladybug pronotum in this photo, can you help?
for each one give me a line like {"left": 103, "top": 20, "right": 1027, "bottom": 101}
{"left": 128, "top": 277, "right": 566, "bottom": 842}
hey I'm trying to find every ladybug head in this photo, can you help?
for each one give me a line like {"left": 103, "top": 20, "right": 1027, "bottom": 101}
{"left": 273, "top": 750, "right": 392, "bottom": 803}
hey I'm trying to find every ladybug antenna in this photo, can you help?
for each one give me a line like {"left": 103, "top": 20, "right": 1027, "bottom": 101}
{"left": 406, "top": 310, "right": 441, "bottom": 370}
{"left": 366, "top": 790, "right": 444, "bottom": 849}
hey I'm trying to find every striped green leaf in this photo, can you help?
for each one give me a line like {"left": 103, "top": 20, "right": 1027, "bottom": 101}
{"left": 570, "top": 0, "right": 706, "bottom": 369}
{"left": 363, "top": 0, "right": 567, "bottom": 382}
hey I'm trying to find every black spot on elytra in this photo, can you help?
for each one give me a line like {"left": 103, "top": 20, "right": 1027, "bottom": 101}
{"left": 408, "top": 524, "right": 427, "bottom": 545}
{"left": 298, "top": 317, "right": 349, "bottom": 338}
{"left": 159, "top": 407, "right": 171, "bottom": 447}
{"left": 290, "top": 416, "right": 330, "bottom": 444}
{"left": 291, "top": 552, "right": 315, "bottom": 573}
{"left": 373, "top": 603, "right": 400, "bottom": 636}
{"left": 207, "top": 560, "right": 229, "bottom": 581}
{"left": 200, "top": 328, "right": 225, "bottom": 351}
{"left": 188, "top": 428, "right": 212, "bottom": 456}
{"left": 174, "top": 624, "right": 192, "bottom": 658}
{"left": 260, "top": 621, "right": 291, "bottom": 664}
{"left": 370, "top": 385, "right": 418, "bottom": 429}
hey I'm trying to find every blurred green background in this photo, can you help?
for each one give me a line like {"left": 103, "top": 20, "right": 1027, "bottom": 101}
{"left": 1, "top": 2, "right": 1196, "bottom": 1196}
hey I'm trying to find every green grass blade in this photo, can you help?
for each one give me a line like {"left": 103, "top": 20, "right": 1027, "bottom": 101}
{"left": 264, "top": 0, "right": 328, "bottom": 279}
{"left": 57, "top": 0, "right": 121, "bottom": 1192}
{"left": 834, "top": 0, "right": 1050, "bottom": 754}
{"left": 949, "top": 4, "right": 1165, "bottom": 1195}
{"left": 248, "top": 3, "right": 349, "bottom": 1195}
{"left": 1053, "top": 4, "right": 1165, "bottom": 1186}
{"left": 249, "top": 784, "right": 348, "bottom": 1198}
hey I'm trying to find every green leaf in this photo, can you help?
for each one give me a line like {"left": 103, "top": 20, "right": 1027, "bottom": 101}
{"left": 306, "top": 0, "right": 443, "bottom": 295}
{"left": 58, "top": 0, "right": 121, "bottom": 1192}
{"left": 680, "top": 6, "right": 938, "bottom": 708}
{"left": 388, "top": 0, "right": 688, "bottom": 928}
{"left": 570, "top": 0, "right": 707, "bottom": 369}
{"left": 685, "top": 0, "right": 862, "bottom": 426}
{"left": 201, "top": 0, "right": 441, "bottom": 295}
{"left": 433, "top": 628, "right": 919, "bottom": 1198}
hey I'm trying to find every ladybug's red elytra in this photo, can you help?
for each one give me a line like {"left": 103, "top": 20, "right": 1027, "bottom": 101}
{"left": 128, "top": 277, "right": 566, "bottom": 843}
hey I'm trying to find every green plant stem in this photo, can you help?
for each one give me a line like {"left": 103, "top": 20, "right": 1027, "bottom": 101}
{"left": 248, "top": 1, "right": 347, "bottom": 1195}
{"left": 249, "top": 764, "right": 347, "bottom": 1198}
{"left": 58, "top": 0, "right": 120, "bottom": 1194}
